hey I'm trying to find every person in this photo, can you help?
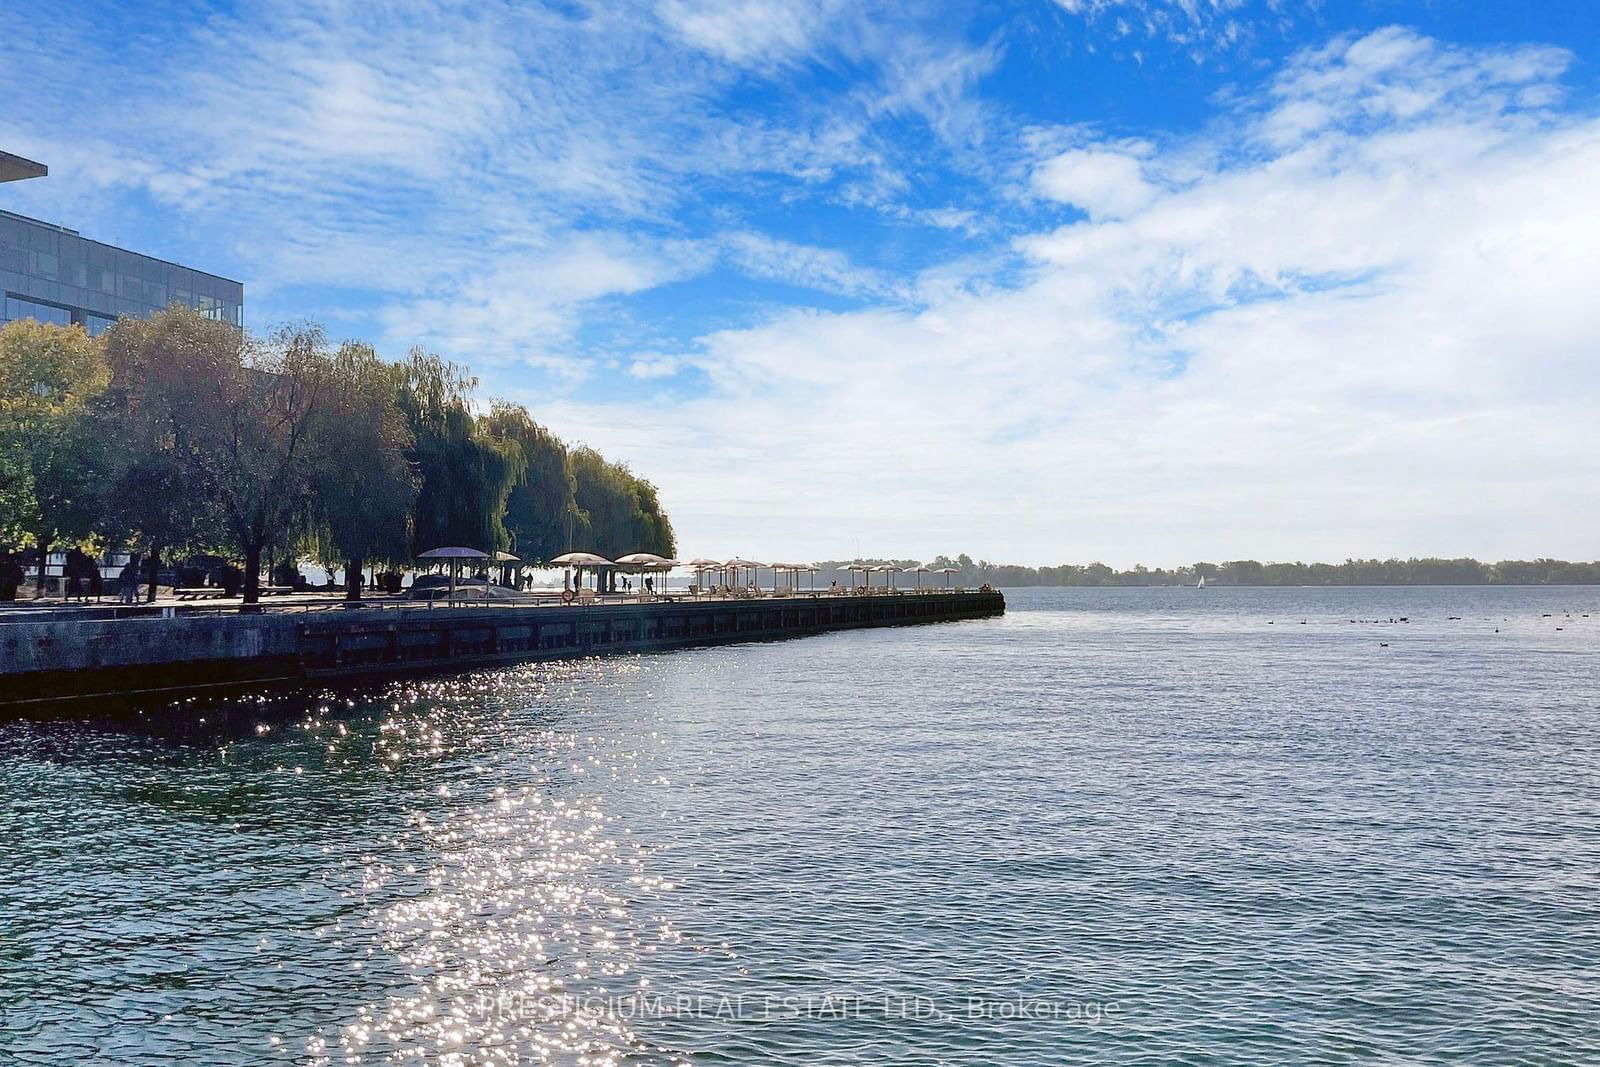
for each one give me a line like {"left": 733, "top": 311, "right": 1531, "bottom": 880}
{"left": 64, "top": 547, "right": 97, "bottom": 602}
{"left": 119, "top": 555, "right": 142, "bottom": 604}
{"left": 0, "top": 551, "right": 23, "bottom": 601}
{"left": 644, "top": 576, "right": 654, "bottom": 595}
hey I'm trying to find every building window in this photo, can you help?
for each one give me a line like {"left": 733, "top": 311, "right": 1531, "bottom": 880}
{"left": 2, "top": 295, "right": 73, "bottom": 327}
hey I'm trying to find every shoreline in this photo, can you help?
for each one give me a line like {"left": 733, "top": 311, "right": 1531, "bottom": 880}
{"left": 0, "top": 589, "right": 1006, "bottom": 713}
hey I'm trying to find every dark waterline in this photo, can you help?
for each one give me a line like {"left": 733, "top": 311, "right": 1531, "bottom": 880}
{"left": 3, "top": 586, "right": 1599, "bottom": 1064}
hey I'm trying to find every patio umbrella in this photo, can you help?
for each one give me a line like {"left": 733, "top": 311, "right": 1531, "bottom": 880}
{"left": 612, "top": 552, "right": 671, "bottom": 594}
{"left": 723, "top": 558, "right": 764, "bottom": 590}
{"left": 872, "top": 564, "right": 900, "bottom": 591}
{"left": 934, "top": 566, "right": 959, "bottom": 588}
{"left": 550, "top": 551, "right": 614, "bottom": 593}
{"left": 905, "top": 564, "right": 930, "bottom": 588}
{"left": 418, "top": 546, "right": 490, "bottom": 603}
{"left": 684, "top": 558, "right": 721, "bottom": 592}
{"left": 782, "top": 564, "right": 816, "bottom": 594}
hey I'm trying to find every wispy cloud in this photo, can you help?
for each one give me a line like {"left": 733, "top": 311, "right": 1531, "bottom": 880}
{"left": 5, "top": 5, "right": 1597, "bottom": 563}
{"left": 550, "top": 28, "right": 1600, "bottom": 562}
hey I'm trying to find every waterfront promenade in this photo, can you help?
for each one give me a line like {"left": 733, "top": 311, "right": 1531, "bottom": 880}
{"left": 0, "top": 587, "right": 1005, "bottom": 711}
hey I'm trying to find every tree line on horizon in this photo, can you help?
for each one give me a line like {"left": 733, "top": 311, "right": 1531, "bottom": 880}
{"left": 913, "top": 555, "right": 1600, "bottom": 587}
{"left": 0, "top": 308, "right": 674, "bottom": 604}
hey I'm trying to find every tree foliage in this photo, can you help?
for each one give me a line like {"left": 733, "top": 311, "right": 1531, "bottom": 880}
{"left": 569, "top": 446, "right": 675, "bottom": 559}
{"left": 399, "top": 349, "right": 523, "bottom": 555}
{"left": 0, "top": 318, "right": 109, "bottom": 561}
{"left": 308, "top": 341, "right": 416, "bottom": 596}
{"left": 482, "top": 401, "right": 577, "bottom": 564}
{"left": 0, "top": 309, "right": 676, "bottom": 603}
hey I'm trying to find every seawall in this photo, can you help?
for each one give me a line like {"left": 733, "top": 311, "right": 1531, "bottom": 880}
{"left": 0, "top": 590, "right": 1005, "bottom": 710}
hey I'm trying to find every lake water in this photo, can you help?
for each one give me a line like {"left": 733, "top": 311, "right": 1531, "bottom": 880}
{"left": 3, "top": 586, "right": 1599, "bottom": 1064}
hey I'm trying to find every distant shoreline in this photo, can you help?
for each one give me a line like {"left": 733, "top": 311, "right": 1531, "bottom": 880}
{"left": 991, "top": 581, "right": 1600, "bottom": 589}
{"left": 901, "top": 557, "right": 1600, "bottom": 588}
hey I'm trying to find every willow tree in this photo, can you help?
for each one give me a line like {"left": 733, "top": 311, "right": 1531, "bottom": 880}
{"left": 398, "top": 349, "right": 522, "bottom": 555}
{"left": 569, "top": 446, "right": 675, "bottom": 559}
{"left": 309, "top": 341, "right": 416, "bottom": 599}
{"left": 482, "top": 401, "right": 578, "bottom": 564}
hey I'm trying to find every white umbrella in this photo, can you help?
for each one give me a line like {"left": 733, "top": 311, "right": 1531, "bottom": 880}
{"left": 418, "top": 546, "right": 490, "bottom": 603}
{"left": 904, "top": 564, "right": 929, "bottom": 589}
{"left": 934, "top": 566, "right": 959, "bottom": 588}
{"left": 683, "top": 558, "right": 721, "bottom": 593}
{"left": 550, "top": 551, "right": 612, "bottom": 566}
{"left": 612, "top": 552, "right": 672, "bottom": 595}
{"left": 723, "top": 558, "right": 764, "bottom": 589}
{"left": 550, "top": 551, "right": 613, "bottom": 594}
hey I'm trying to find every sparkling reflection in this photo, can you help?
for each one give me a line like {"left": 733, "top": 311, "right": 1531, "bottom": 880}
{"left": 3, "top": 587, "right": 1599, "bottom": 1064}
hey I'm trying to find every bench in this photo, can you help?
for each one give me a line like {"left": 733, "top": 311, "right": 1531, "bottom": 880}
{"left": 174, "top": 588, "right": 229, "bottom": 601}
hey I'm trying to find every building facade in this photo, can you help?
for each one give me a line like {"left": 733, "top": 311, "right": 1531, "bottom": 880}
{"left": 0, "top": 150, "right": 242, "bottom": 335}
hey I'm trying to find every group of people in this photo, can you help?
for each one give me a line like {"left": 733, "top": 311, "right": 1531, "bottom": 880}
{"left": 9, "top": 548, "right": 146, "bottom": 604}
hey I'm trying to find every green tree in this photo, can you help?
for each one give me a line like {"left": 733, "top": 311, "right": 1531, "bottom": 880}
{"left": 0, "top": 319, "right": 109, "bottom": 593}
{"left": 398, "top": 349, "right": 522, "bottom": 554}
{"left": 96, "top": 312, "right": 230, "bottom": 599}
{"left": 482, "top": 401, "right": 578, "bottom": 564}
{"left": 309, "top": 341, "right": 416, "bottom": 600}
{"left": 109, "top": 310, "right": 331, "bottom": 606}
{"left": 569, "top": 446, "right": 675, "bottom": 559}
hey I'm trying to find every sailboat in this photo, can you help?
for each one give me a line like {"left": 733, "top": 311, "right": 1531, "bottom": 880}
{"left": 1196, "top": 576, "right": 1206, "bottom": 589}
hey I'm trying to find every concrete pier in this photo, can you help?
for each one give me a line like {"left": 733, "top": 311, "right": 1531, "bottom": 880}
{"left": 0, "top": 590, "right": 1005, "bottom": 710}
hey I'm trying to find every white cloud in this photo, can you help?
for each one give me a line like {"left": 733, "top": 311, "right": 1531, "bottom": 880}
{"left": 657, "top": 0, "right": 847, "bottom": 66}
{"left": 539, "top": 28, "right": 1600, "bottom": 565}
{"left": 1050, "top": 0, "right": 1262, "bottom": 51}
{"left": 626, "top": 355, "right": 683, "bottom": 379}
{"left": 8, "top": 8, "right": 1598, "bottom": 567}
{"left": 722, "top": 232, "right": 905, "bottom": 299}
{"left": 1032, "top": 148, "right": 1157, "bottom": 219}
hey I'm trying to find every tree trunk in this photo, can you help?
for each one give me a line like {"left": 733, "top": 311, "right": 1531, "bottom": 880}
{"left": 345, "top": 555, "right": 364, "bottom": 601}
{"left": 145, "top": 545, "right": 162, "bottom": 603}
{"left": 242, "top": 542, "right": 262, "bottom": 606}
{"left": 33, "top": 532, "right": 50, "bottom": 599}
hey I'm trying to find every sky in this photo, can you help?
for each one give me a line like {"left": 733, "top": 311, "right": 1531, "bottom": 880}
{"left": 3, "top": 0, "right": 1598, "bottom": 567}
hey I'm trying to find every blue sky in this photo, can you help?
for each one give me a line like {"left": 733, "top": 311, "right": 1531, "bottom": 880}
{"left": 4, "top": 0, "right": 1598, "bottom": 564}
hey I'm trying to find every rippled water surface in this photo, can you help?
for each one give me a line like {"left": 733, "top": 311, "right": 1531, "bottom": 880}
{"left": 4, "top": 586, "right": 1600, "bottom": 1064}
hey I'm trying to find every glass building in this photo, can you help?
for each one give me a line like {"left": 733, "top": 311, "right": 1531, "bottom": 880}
{"left": 0, "top": 150, "right": 242, "bottom": 335}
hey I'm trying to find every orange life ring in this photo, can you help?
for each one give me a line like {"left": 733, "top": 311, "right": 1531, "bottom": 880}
{"left": 561, "top": 589, "right": 576, "bottom": 604}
